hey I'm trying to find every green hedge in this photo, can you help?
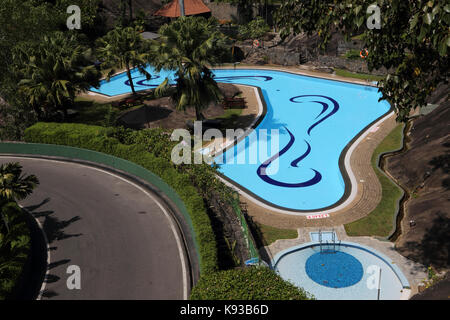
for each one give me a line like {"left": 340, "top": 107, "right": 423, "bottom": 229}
{"left": 24, "top": 122, "right": 218, "bottom": 274}
{"left": 0, "top": 202, "right": 31, "bottom": 300}
{"left": 190, "top": 266, "right": 314, "bottom": 300}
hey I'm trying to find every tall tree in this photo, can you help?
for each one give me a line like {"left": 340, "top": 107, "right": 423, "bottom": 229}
{"left": 14, "top": 32, "right": 101, "bottom": 119}
{"left": 96, "top": 26, "right": 151, "bottom": 95}
{"left": 151, "top": 17, "right": 230, "bottom": 120}
{"left": 276, "top": 0, "right": 449, "bottom": 122}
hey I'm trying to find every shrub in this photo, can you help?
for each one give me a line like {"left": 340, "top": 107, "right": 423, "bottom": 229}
{"left": 0, "top": 202, "right": 31, "bottom": 300}
{"left": 238, "top": 17, "right": 270, "bottom": 40}
{"left": 190, "top": 267, "right": 314, "bottom": 300}
{"left": 343, "top": 49, "right": 362, "bottom": 60}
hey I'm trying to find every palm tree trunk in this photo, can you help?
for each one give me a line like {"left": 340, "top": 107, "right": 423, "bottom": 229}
{"left": 62, "top": 107, "right": 68, "bottom": 120}
{"left": 195, "top": 107, "right": 204, "bottom": 121}
{"left": 126, "top": 65, "right": 136, "bottom": 95}
{"left": 1, "top": 212, "right": 9, "bottom": 234}
{"left": 128, "top": 0, "right": 133, "bottom": 22}
{"left": 120, "top": 0, "right": 127, "bottom": 26}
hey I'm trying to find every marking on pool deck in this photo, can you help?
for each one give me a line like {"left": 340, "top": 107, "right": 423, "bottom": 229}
{"left": 307, "top": 213, "right": 330, "bottom": 219}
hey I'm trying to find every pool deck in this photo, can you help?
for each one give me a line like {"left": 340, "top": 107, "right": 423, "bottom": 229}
{"left": 261, "top": 225, "right": 427, "bottom": 297}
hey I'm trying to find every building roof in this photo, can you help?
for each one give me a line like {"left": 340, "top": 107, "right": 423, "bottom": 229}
{"left": 154, "top": 0, "right": 211, "bottom": 17}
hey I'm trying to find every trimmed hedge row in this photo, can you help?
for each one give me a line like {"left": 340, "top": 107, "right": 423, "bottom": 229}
{"left": 24, "top": 122, "right": 218, "bottom": 274}
{"left": 190, "top": 266, "right": 314, "bottom": 300}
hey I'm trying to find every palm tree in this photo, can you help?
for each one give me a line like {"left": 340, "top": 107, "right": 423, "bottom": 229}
{"left": 14, "top": 32, "right": 101, "bottom": 119}
{"left": 96, "top": 26, "right": 151, "bottom": 95}
{"left": 0, "top": 163, "right": 39, "bottom": 233}
{"left": 151, "top": 16, "right": 230, "bottom": 120}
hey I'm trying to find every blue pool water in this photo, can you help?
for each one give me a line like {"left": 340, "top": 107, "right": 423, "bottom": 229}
{"left": 90, "top": 67, "right": 391, "bottom": 211}
{"left": 305, "top": 251, "right": 363, "bottom": 288}
{"left": 273, "top": 242, "right": 410, "bottom": 300}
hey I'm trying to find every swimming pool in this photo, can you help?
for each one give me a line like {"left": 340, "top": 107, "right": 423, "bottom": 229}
{"left": 90, "top": 67, "right": 392, "bottom": 212}
{"left": 272, "top": 242, "right": 410, "bottom": 300}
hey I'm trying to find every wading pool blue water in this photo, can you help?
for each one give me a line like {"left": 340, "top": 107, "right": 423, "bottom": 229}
{"left": 90, "top": 67, "right": 392, "bottom": 211}
{"left": 272, "top": 242, "right": 410, "bottom": 300}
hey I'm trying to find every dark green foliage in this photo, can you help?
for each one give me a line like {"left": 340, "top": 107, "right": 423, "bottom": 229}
{"left": 0, "top": 202, "right": 31, "bottom": 300}
{"left": 238, "top": 17, "right": 270, "bottom": 40}
{"left": 13, "top": 32, "right": 101, "bottom": 119}
{"left": 276, "top": 0, "right": 449, "bottom": 122}
{"left": 24, "top": 122, "right": 219, "bottom": 273}
{"left": 190, "top": 266, "right": 314, "bottom": 300}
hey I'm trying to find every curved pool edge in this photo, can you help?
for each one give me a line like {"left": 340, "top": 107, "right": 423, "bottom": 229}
{"left": 211, "top": 70, "right": 395, "bottom": 215}
{"left": 271, "top": 241, "right": 411, "bottom": 290}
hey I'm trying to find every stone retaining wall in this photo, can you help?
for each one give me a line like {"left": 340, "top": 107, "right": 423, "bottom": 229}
{"left": 238, "top": 44, "right": 388, "bottom": 75}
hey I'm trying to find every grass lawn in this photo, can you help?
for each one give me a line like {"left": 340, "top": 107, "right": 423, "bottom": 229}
{"left": 71, "top": 97, "right": 115, "bottom": 126}
{"left": 345, "top": 124, "right": 405, "bottom": 237}
{"left": 334, "top": 68, "right": 385, "bottom": 82}
{"left": 213, "top": 107, "right": 244, "bottom": 129}
{"left": 252, "top": 222, "right": 298, "bottom": 247}
{"left": 71, "top": 97, "right": 147, "bottom": 127}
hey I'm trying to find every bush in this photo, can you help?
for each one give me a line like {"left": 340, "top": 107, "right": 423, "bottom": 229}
{"left": 24, "top": 122, "right": 218, "bottom": 273}
{"left": 190, "top": 267, "right": 314, "bottom": 300}
{"left": 0, "top": 202, "right": 31, "bottom": 300}
{"left": 343, "top": 49, "right": 362, "bottom": 60}
{"left": 238, "top": 17, "right": 270, "bottom": 40}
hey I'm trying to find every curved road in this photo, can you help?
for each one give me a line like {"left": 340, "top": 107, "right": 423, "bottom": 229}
{"left": 1, "top": 157, "right": 189, "bottom": 300}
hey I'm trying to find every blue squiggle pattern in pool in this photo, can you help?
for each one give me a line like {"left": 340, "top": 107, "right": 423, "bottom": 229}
{"left": 257, "top": 127, "right": 322, "bottom": 188}
{"left": 290, "top": 95, "right": 340, "bottom": 136}
{"left": 256, "top": 95, "right": 339, "bottom": 188}
{"left": 125, "top": 76, "right": 161, "bottom": 87}
{"left": 213, "top": 75, "right": 273, "bottom": 82}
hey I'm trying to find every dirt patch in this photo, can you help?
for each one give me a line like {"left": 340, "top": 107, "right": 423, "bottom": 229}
{"left": 386, "top": 85, "right": 450, "bottom": 271}
{"left": 411, "top": 273, "right": 450, "bottom": 300}
{"left": 117, "top": 83, "right": 242, "bottom": 130}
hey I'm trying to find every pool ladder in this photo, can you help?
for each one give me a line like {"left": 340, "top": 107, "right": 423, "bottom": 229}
{"left": 318, "top": 229, "right": 341, "bottom": 254}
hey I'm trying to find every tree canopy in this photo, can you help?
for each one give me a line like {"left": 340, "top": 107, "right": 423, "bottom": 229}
{"left": 151, "top": 17, "right": 230, "bottom": 120}
{"left": 96, "top": 26, "right": 151, "bottom": 95}
{"left": 276, "top": 0, "right": 449, "bottom": 121}
{"left": 14, "top": 32, "right": 101, "bottom": 118}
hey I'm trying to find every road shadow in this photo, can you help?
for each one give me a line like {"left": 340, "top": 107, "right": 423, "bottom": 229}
{"left": 12, "top": 199, "right": 81, "bottom": 299}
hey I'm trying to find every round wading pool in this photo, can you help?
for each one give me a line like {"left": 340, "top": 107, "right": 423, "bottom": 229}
{"left": 272, "top": 242, "right": 410, "bottom": 300}
{"left": 305, "top": 251, "right": 364, "bottom": 288}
